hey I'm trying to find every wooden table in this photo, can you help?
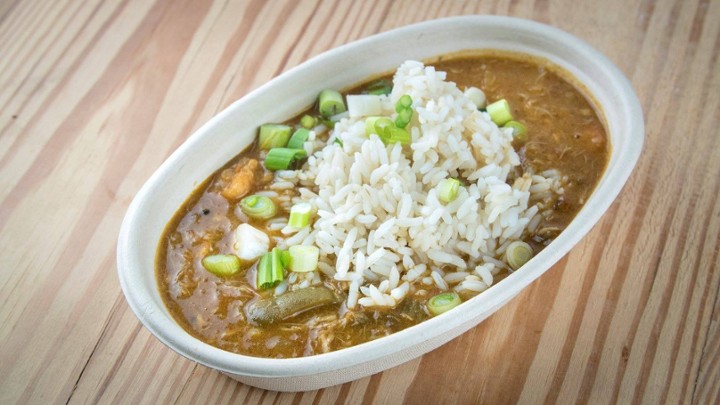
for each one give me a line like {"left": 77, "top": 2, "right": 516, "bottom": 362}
{"left": 1, "top": 0, "right": 718, "bottom": 403}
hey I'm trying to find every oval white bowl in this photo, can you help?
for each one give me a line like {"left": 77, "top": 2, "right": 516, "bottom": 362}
{"left": 117, "top": 15, "right": 643, "bottom": 391}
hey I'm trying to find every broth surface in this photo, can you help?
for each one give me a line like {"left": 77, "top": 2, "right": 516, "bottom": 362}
{"left": 157, "top": 55, "right": 608, "bottom": 358}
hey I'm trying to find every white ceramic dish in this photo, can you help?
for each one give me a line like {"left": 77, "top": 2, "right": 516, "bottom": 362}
{"left": 117, "top": 15, "right": 643, "bottom": 391}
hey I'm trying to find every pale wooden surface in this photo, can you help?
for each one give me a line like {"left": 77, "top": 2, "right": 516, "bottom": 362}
{"left": 1, "top": 0, "right": 719, "bottom": 403}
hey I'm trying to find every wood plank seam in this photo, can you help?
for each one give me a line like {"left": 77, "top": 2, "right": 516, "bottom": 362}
{"left": 64, "top": 292, "right": 126, "bottom": 405}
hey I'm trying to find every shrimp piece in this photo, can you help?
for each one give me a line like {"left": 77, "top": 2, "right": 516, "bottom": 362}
{"left": 221, "top": 159, "right": 261, "bottom": 200}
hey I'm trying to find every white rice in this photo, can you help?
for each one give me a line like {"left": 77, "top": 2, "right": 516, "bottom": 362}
{"left": 279, "top": 61, "right": 562, "bottom": 308}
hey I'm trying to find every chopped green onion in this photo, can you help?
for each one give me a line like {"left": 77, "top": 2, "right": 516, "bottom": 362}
{"left": 486, "top": 99, "right": 513, "bottom": 126}
{"left": 318, "top": 117, "right": 334, "bottom": 128}
{"left": 258, "top": 124, "right": 291, "bottom": 150}
{"left": 318, "top": 89, "right": 346, "bottom": 118}
{"left": 287, "top": 128, "right": 310, "bottom": 149}
{"left": 239, "top": 195, "right": 276, "bottom": 220}
{"left": 288, "top": 202, "right": 312, "bottom": 228}
{"left": 264, "top": 148, "right": 307, "bottom": 170}
{"left": 503, "top": 120, "right": 528, "bottom": 143}
{"left": 506, "top": 241, "right": 534, "bottom": 270}
{"left": 365, "top": 79, "right": 392, "bottom": 95}
{"left": 427, "top": 292, "right": 462, "bottom": 316}
{"left": 368, "top": 87, "right": 390, "bottom": 95}
{"left": 288, "top": 245, "right": 320, "bottom": 272}
{"left": 201, "top": 254, "right": 242, "bottom": 277}
{"left": 388, "top": 127, "right": 411, "bottom": 145}
{"left": 438, "top": 178, "right": 461, "bottom": 203}
{"left": 373, "top": 118, "right": 393, "bottom": 141}
{"left": 257, "top": 248, "right": 285, "bottom": 290}
{"left": 364, "top": 116, "right": 382, "bottom": 136}
{"left": 364, "top": 116, "right": 391, "bottom": 140}
{"left": 365, "top": 116, "right": 412, "bottom": 145}
{"left": 271, "top": 248, "right": 285, "bottom": 279}
{"left": 280, "top": 250, "right": 292, "bottom": 268}
{"left": 395, "top": 108, "right": 413, "bottom": 128}
{"left": 300, "top": 115, "right": 316, "bottom": 129}
{"left": 333, "top": 137, "right": 344, "bottom": 147}
{"left": 395, "top": 95, "right": 412, "bottom": 112}
{"left": 347, "top": 95, "right": 382, "bottom": 117}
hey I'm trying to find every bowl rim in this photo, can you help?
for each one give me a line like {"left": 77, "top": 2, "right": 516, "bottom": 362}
{"left": 117, "top": 15, "right": 643, "bottom": 378}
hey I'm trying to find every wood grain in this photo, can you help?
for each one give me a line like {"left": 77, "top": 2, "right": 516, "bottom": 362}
{"left": 1, "top": 0, "right": 719, "bottom": 403}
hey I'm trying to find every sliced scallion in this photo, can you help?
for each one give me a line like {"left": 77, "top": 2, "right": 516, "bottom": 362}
{"left": 427, "top": 292, "right": 462, "bottom": 316}
{"left": 374, "top": 118, "right": 393, "bottom": 142}
{"left": 486, "top": 99, "right": 513, "bottom": 126}
{"left": 318, "top": 89, "right": 346, "bottom": 118}
{"left": 395, "top": 108, "right": 413, "bottom": 128}
{"left": 368, "top": 87, "right": 390, "bottom": 95}
{"left": 364, "top": 116, "right": 383, "bottom": 136}
{"left": 201, "top": 254, "right": 242, "bottom": 277}
{"left": 239, "top": 195, "right": 276, "bottom": 220}
{"left": 264, "top": 148, "right": 307, "bottom": 171}
{"left": 364, "top": 116, "right": 394, "bottom": 141}
{"left": 506, "top": 241, "right": 534, "bottom": 270}
{"left": 280, "top": 250, "right": 292, "bottom": 268}
{"left": 388, "top": 127, "right": 411, "bottom": 145}
{"left": 347, "top": 94, "right": 382, "bottom": 117}
{"left": 287, "top": 128, "right": 310, "bottom": 149}
{"left": 395, "top": 94, "right": 413, "bottom": 112}
{"left": 365, "top": 79, "right": 392, "bottom": 95}
{"left": 258, "top": 124, "right": 291, "bottom": 150}
{"left": 257, "top": 248, "right": 285, "bottom": 290}
{"left": 438, "top": 178, "right": 461, "bottom": 203}
{"left": 288, "top": 202, "right": 312, "bottom": 228}
{"left": 300, "top": 115, "right": 316, "bottom": 129}
{"left": 288, "top": 245, "right": 320, "bottom": 272}
{"left": 503, "top": 120, "right": 528, "bottom": 143}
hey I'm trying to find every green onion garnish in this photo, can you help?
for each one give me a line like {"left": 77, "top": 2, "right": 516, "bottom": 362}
{"left": 395, "top": 94, "right": 413, "bottom": 112}
{"left": 288, "top": 202, "right": 312, "bottom": 228}
{"left": 288, "top": 203, "right": 312, "bottom": 228}
{"left": 486, "top": 99, "right": 513, "bottom": 126}
{"left": 503, "top": 120, "right": 528, "bottom": 143}
{"left": 201, "top": 254, "right": 242, "bottom": 277}
{"left": 300, "top": 115, "right": 316, "bottom": 129}
{"left": 388, "top": 127, "right": 411, "bottom": 145}
{"left": 288, "top": 245, "right": 320, "bottom": 272}
{"left": 365, "top": 79, "right": 392, "bottom": 95}
{"left": 438, "top": 178, "right": 461, "bottom": 203}
{"left": 389, "top": 94, "right": 413, "bottom": 129}
{"left": 239, "top": 195, "right": 276, "bottom": 220}
{"left": 264, "top": 148, "right": 307, "bottom": 171}
{"left": 258, "top": 124, "right": 292, "bottom": 150}
{"left": 333, "top": 137, "right": 344, "bottom": 147}
{"left": 395, "top": 108, "right": 413, "bottom": 128}
{"left": 280, "top": 250, "right": 292, "bottom": 268}
{"left": 364, "top": 116, "right": 393, "bottom": 140}
{"left": 373, "top": 118, "right": 394, "bottom": 141}
{"left": 287, "top": 128, "right": 310, "bottom": 149}
{"left": 318, "top": 89, "right": 346, "bottom": 118}
{"left": 427, "top": 292, "right": 462, "bottom": 316}
{"left": 257, "top": 248, "right": 285, "bottom": 290}
{"left": 506, "top": 241, "right": 534, "bottom": 270}
{"left": 365, "top": 116, "right": 411, "bottom": 145}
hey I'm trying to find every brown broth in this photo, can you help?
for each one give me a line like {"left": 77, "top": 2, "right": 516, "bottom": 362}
{"left": 156, "top": 54, "right": 609, "bottom": 358}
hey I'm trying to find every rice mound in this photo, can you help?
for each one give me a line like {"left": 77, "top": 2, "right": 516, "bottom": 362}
{"left": 273, "top": 61, "right": 563, "bottom": 308}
